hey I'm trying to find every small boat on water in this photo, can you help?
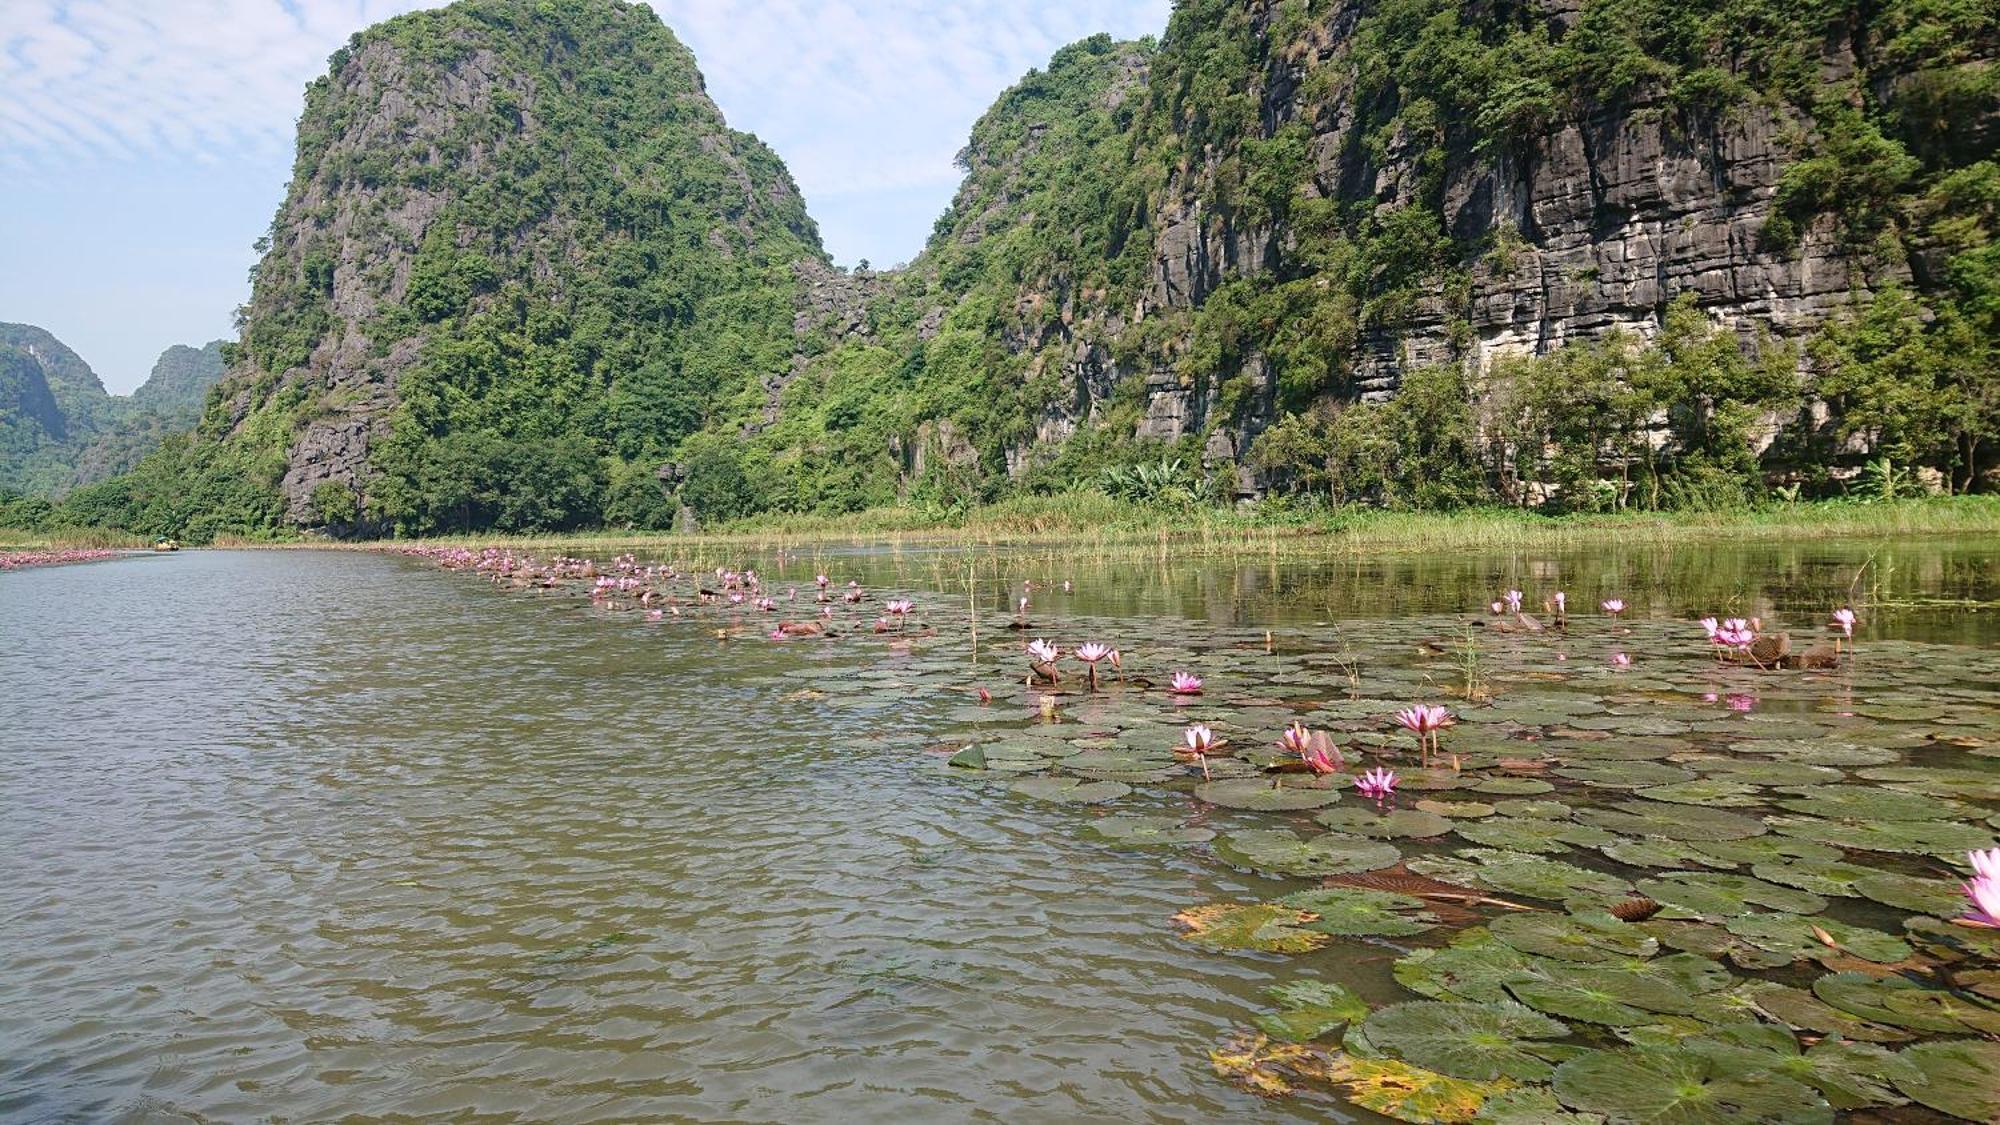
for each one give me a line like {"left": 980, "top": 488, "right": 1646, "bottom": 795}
{"left": 153, "top": 539, "right": 179, "bottom": 552}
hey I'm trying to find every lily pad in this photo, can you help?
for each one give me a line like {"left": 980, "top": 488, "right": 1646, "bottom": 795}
{"left": 1215, "top": 829, "right": 1400, "bottom": 877}
{"left": 1634, "top": 779, "right": 1762, "bottom": 806}
{"left": 1173, "top": 903, "right": 1329, "bottom": 953}
{"left": 1813, "top": 971, "right": 2000, "bottom": 1035}
{"left": 1680, "top": 1026, "right": 1913, "bottom": 1111}
{"left": 1470, "top": 777, "right": 1555, "bottom": 795}
{"left": 1550, "top": 1048, "right": 1833, "bottom": 1123}
{"left": 1767, "top": 815, "right": 1996, "bottom": 857}
{"left": 1007, "top": 776, "right": 1130, "bottom": 804}
{"left": 1489, "top": 912, "right": 1658, "bottom": 963}
{"left": 1086, "top": 814, "right": 1214, "bottom": 845}
{"left": 1774, "top": 784, "right": 1969, "bottom": 822}
{"left": 1636, "top": 873, "right": 1827, "bottom": 920}
{"left": 1455, "top": 816, "right": 1615, "bottom": 855}
{"left": 1600, "top": 839, "right": 1734, "bottom": 871}
{"left": 1255, "top": 980, "right": 1370, "bottom": 1042}
{"left": 1328, "top": 1053, "right": 1515, "bottom": 1123}
{"left": 1315, "top": 806, "right": 1454, "bottom": 838}
{"left": 1194, "top": 777, "right": 1344, "bottom": 810}
{"left": 1557, "top": 761, "right": 1699, "bottom": 789}
{"left": 1747, "top": 859, "right": 1888, "bottom": 897}
{"left": 1492, "top": 799, "right": 1571, "bottom": 819}
{"left": 1577, "top": 802, "right": 1767, "bottom": 841}
{"left": 1892, "top": 1039, "right": 2000, "bottom": 1122}
{"left": 1850, "top": 871, "right": 1967, "bottom": 916}
{"left": 1395, "top": 931, "right": 1535, "bottom": 1003}
{"left": 1720, "top": 913, "right": 1910, "bottom": 965}
{"left": 1506, "top": 963, "right": 1697, "bottom": 1024}
{"left": 1410, "top": 850, "right": 1634, "bottom": 902}
{"left": 1276, "top": 888, "right": 1441, "bottom": 937}
{"left": 1735, "top": 980, "right": 1912, "bottom": 1043}
{"left": 1360, "top": 1000, "right": 1571, "bottom": 1082}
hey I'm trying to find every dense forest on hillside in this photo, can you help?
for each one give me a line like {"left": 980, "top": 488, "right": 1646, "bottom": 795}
{"left": 24, "top": 0, "right": 1999, "bottom": 540}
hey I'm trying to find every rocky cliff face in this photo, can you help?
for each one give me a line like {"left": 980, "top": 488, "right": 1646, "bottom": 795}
{"left": 211, "top": 0, "right": 821, "bottom": 527}
{"left": 884, "top": 0, "right": 1993, "bottom": 495}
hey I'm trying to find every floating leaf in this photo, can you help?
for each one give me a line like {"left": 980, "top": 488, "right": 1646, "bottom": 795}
{"left": 1679, "top": 1026, "right": 1913, "bottom": 1111}
{"left": 1774, "top": 784, "right": 1970, "bottom": 822}
{"left": 1470, "top": 777, "right": 1554, "bottom": 795}
{"left": 1550, "top": 1048, "right": 1833, "bottom": 1123}
{"left": 1577, "top": 802, "right": 1766, "bottom": 841}
{"left": 1417, "top": 799, "right": 1497, "bottom": 819}
{"left": 1454, "top": 816, "right": 1615, "bottom": 854}
{"left": 1634, "top": 779, "right": 1761, "bottom": 806}
{"left": 1489, "top": 912, "right": 1658, "bottom": 963}
{"left": 1173, "top": 903, "right": 1329, "bottom": 953}
{"left": 1209, "top": 1032, "right": 1329, "bottom": 1097}
{"left": 1411, "top": 850, "right": 1634, "bottom": 902}
{"left": 1329, "top": 1054, "right": 1514, "bottom": 1122}
{"left": 1395, "top": 931, "right": 1535, "bottom": 1003}
{"left": 1556, "top": 761, "right": 1699, "bottom": 789}
{"left": 1086, "top": 814, "right": 1214, "bottom": 845}
{"left": 1472, "top": 1086, "right": 1604, "bottom": 1123}
{"left": 1255, "top": 980, "right": 1370, "bottom": 1042}
{"left": 1360, "top": 1000, "right": 1571, "bottom": 1082}
{"left": 1215, "top": 829, "right": 1400, "bottom": 877}
{"left": 1636, "top": 873, "right": 1827, "bottom": 921}
{"left": 1277, "top": 888, "right": 1441, "bottom": 937}
{"left": 1812, "top": 971, "right": 2000, "bottom": 1035}
{"left": 1492, "top": 799, "right": 1571, "bottom": 819}
{"left": 1767, "top": 815, "right": 1996, "bottom": 857}
{"left": 1721, "top": 914, "right": 1910, "bottom": 965}
{"left": 1850, "top": 871, "right": 1967, "bottom": 916}
{"left": 1316, "top": 806, "right": 1454, "bottom": 838}
{"left": 1007, "top": 776, "right": 1130, "bottom": 804}
{"left": 1194, "top": 777, "right": 1344, "bottom": 810}
{"left": 1892, "top": 1039, "right": 2000, "bottom": 1122}
{"left": 1735, "top": 980, "right": 1912, "bottom": 1043}
{"left": 1505, "top": 963, "right": 1696, "bottom": 1025}
{"left": 1600, "top": 839, "right": 1734, "bottom": 871}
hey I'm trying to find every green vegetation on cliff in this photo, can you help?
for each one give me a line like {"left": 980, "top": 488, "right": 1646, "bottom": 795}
{"left": 45, "top": 0, "right": 2000, "bottom": 541}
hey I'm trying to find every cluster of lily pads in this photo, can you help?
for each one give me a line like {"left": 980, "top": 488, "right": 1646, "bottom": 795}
{"left": 404, "top": 549, "right": 2000, "bottom": 1122}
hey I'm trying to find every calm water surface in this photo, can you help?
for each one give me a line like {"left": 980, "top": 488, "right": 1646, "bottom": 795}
{"left": 2, "top": 541, "right": 1994, "bottom": 1121}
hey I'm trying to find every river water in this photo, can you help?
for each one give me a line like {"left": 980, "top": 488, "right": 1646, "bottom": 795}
{"left": 2, "top": 541, "right": 1995, "bottom": 1122}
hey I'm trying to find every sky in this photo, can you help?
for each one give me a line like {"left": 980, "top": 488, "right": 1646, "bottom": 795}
{"left": 0, "top": 0, "right": 1170, "bottom": 393}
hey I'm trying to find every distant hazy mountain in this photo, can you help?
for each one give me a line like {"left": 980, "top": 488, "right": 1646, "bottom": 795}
{"left": 0, "top": 323, "right": 230, "bottom": 496}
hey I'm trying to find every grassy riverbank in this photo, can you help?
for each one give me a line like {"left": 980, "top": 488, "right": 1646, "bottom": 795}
{"left": 200, "top": 494, "right": 2000, "bottom": 557}
{"left": 0, "top": 526, "right": 149, "bottom": 551}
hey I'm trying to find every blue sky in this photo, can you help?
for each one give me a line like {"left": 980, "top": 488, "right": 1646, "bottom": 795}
{"left": 0, "top": 1, "right": 1169, "bottom": 393}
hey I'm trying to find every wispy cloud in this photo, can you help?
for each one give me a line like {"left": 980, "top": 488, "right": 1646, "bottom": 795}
{"left": 0, "top": 0, "right": 1170, "bottom": 386}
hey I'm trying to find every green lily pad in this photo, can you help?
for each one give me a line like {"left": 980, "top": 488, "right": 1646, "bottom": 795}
{"left": 1394, "top": 931, "right": 1535, "bottom": 1003}
{"left": 1721, "top": 914, "right": 1911, "bottom": 965}
{"left": 1472, "top": 1086, "right": 1605, "bottom": 1123}
{"left": 1636, "top": 874, "right": 1827, "bottom": 921}
{"left": 1774, "top": 784, "right": 1969, "bottom": 822}
{"left": 1680, "top": 1026, "right": 1913, "bottom": 1111}
{"left": 1813, "top": 971, "right": 2000, "bottom": 1034}
{"left": 1853, "top": 765, "right": 2000, "bottom": 800}
{"left": 1600, "top": 839, "right": 1735, "bottom": 871}
{"left": 1557, "top": 761, "right": 1699, "bottom": 789}
{"left": 1326, "top": 1053, "right": 1517, "bottom": 1123}
{"left": 1007, "top": 776, "right": 1131, "bottom": 804}
{"left": 1747, "top": 859, "right": 1890, "bottom": 897}
{"left": 1277, "top": 888, "right": 1441, "bottom": 937}
{"left": 1577, "top": 802, "right": 1767, "bottom": 841}
{"left": 1455, "top": 816, "right": 1616, "bottom": 854}
{"left": 1767, "top": 815, "right": 1996, "bottom": 857}
{"left": 1315, "top": 806, "right": 1454, "bottom": 838}
{"left": 1410, "top": 850, "right": 1634, "bottom": 902}
{"left": 1684, "top": 836, "right": 1839, "bottom": 867}
{"left": 1489, "top": 912, "right": 1658, "bottom": 963}
{"left": 1688, "top": 759, "right": 1842, "bottom": 786}
{"left": 1085, "top": 814, "right": 1215, "bottom": 845}
{"left": 1254, "top": 980, "right": 1370, "bottom": 1042}
{"left": 1173, "top": 903, "right": 1328, "bottom": 953}
{"left": 1215, "top": 829, "right": 1400, "bottom": 877}
{"left": 1194, "top": 777, "right": 1344, "bottom": 810}
{"left": 1850, "top": 871, "right": 1967, "bottom": 916}
{"left": 1417, "top": 798, "right": 1497, "bottom": 818}
{"left": 1550, "top": 1048, "right": 1833, "bottom": 1123}
{"left": 1360, "top": 1000, "right": 1571, "bottom": 1082}
{"left": 1892, "top": 1039, "right": 2000, "bottom": 1122}
{"left": 1735, "top": 980, "right": 1912, "bottom": 1043}
{"left": 1505, "top": 963, "right": 1697, "bottom": 1024}
{"left": 1634, "top": 779, "right": 1762, "bottom": 806}
{"left": 1470, "top": 777, "right": 1555, "bottom": 795}
{"left": 1492, "top": 799, "right": 1572, "bottom": 819}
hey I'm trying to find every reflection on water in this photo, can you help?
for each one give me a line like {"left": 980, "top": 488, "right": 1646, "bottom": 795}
{"left": 0, "top": 540, "right": 1993, "bottom": 1121}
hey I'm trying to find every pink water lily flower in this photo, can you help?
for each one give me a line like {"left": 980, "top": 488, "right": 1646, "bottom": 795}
{"left": 1074, "top": 642, "right": 1113, "bottom": 688}
{"left": 1279, "top": 722, "right": 1313, "bottom": 756}
{"left": 1504, "top": 589, "right": 1523, "bottom": 613}
{"left": 1601, "top": 598, "right": 1625, "bottom": 616}
{"left": 1169, "top": 671, "right": 1203, "bottom": 695}
{"left": 1026, "top": 638, "right": 1060, "bottom": 665}
{"left": 1300, "top": 742, "right": 1342, "bottom": 776}
{"left": 1960, "top": 847, "right": 2000, "bottom": 928}
{"left": 1830, "top": 607, "right": 1858, "bottom": 655}
{"left": 1553, "top": 592, "right": 1566, "bottom": 616}
{"left": 1490, "top": 600, "right": 1505, "bottom": 616}
{"left": 1179, "top": 724, "right": 1219, "bottom": 779}
{"left": 1356, "top": 767, "right": 1398, "bottom": 801}
{"left": 1393, "top": 704, "right": 1454, "bottom": 766}
{"left": 816, "top": 574, "right": 829, "bottom": 589}
{"left": 1611, "top": 652, "right": 1632, "bottom": 667}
